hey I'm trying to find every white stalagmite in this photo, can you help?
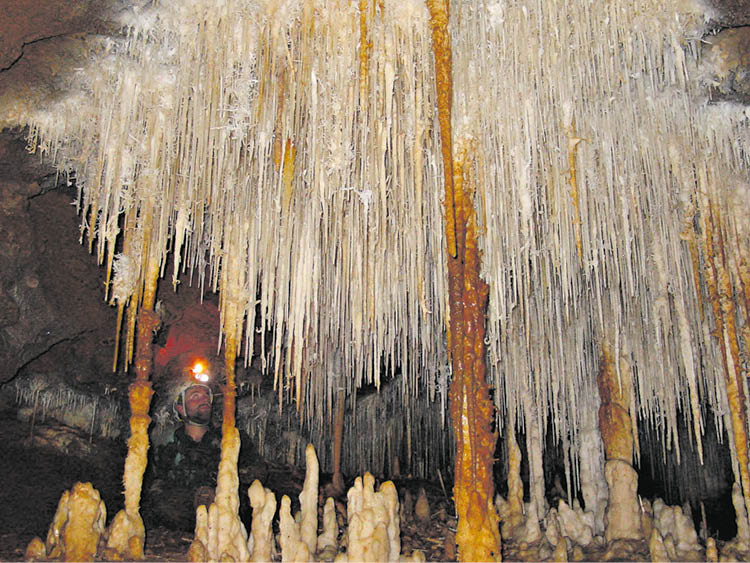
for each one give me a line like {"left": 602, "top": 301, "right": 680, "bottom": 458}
{"left": 278, "top": 495, "right": 311, "bottom": 563}
{"left": 248, "top": 480, "right": 277, "bottom": 562}
{"left": 299, "top": 444, "right": 320, "bottom": 556}
{"left": 651, "top": 498, "right": 701, "bottom": 556}
{"left": 344, "top": 472, "right": 401, "bottom": 562}
{"left": 189, "top": 427, "right": 250, "bottom": 561}
{"left": 8, "top": 0, "right": 749, "bottom": 509}
{"left": 317, "top": 497, "right": 338, "bottom": 558}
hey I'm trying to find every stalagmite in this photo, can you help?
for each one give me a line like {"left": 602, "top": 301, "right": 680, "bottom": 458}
{"left": 279, "top": 495, "right": 311, "bottom": 563}
{"left": 248, "top": 480, "right": 277, "bottom": 563}
{"left": 598, "top": 343, "right": 642, "bottom": 542}
{"left": 640, "top": 499, "right": 654, "bottom": 543}
{"left": 189, "top": 298, "right": 250, "bottom": 562}
{"left": 24, "top": 537, "right": 46, "bottom": 562}
{"left": 648, "top": 528, "right": 669, "bottom": 563}
{"left": 706, "top": 537, "right": 718, "bottom": 562}
{"left": 557, "top": 500, "right": 594, "bottom": 548}
{"left": 186, "top": 507, "right": 209, "bottom": 562}
{"left": 332, "top": 388, "right": 346, "bottom": 495}
{"left": 521, "top": 500, "right": 543, "bottom": 544}
{"left": 189, "top": 425, "right": 251, "bottom": 561}
{"left": 379, "top": 480, "right": 401, "bottom": 560}
{"left": 503, "top": 419, "right": 524, "bottom": 539}
{"left": 521, "top": 381, "right": 546, "bottom": 533}
{"left": 317, "top": 497, "right": 339, "bottom": 560}
{"left": 651, "top": 499, "right": 700, "bottom": 557}
{"left": 41, "top": 482, "right": 107, "bottom": 562}
{"left": 343, "top": 472, "right": 401, "bottom": 562}
{"left": 300, "top": 444, "right": 320, "bottom": 555}
{"left": 545, "top": 508, "right": 562, "bottom": 548}
{"left": 402, "top": 549, "right": 427, "bottom": 562}
{"left": 415, "top": 487, "right": 430, "bottom": 524}
{"left": 553, "top": 536, "right": 568, "bottom": 562}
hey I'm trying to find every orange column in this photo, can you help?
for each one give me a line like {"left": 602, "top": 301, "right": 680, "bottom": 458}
{"left": 332, "top": 388, "right": 346, "bottom": 495}
{"left": 107, "top": 209, "right": 161, "bottom": 560}
{"left": 701, "top": 196, "right": 750, "bottom": 524}
{"left": 447, "top": 147, "right": 502, "bottom": 562}
{"left": 426, "top": 1, "right": 501, "bottom": 559}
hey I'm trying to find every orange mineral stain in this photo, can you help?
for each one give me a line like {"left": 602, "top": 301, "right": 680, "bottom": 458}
{"left": 426, "top": 1, "right": 500, "bottom": 558}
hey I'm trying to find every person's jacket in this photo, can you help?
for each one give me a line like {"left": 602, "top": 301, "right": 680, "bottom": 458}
{"left": 152, "top": 425, "right": 223, "bottom": 491}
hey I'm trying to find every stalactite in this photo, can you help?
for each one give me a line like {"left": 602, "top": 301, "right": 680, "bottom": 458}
{"left": 567, "top": 119, "right": 584, "bottom": 265}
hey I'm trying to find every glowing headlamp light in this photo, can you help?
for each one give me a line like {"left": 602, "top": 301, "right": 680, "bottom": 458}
{"left": 191, "top": 361, "right": 210, "bottom": 383}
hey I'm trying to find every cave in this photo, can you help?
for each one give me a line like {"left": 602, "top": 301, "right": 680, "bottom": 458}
{"left": 0, "top": 0, "right": 749, "bottom": 561}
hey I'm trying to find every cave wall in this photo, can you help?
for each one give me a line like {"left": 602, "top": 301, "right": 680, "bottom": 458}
{"left": 0, "top": 132, "right": 116, "bottom": 389}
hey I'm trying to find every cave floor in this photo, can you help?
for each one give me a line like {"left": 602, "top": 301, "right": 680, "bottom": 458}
{"left": 0, "top": 408, "right": 718, "bottom": 562}
{"left": 0, "top": 407, "right": 459, "bottom": 561}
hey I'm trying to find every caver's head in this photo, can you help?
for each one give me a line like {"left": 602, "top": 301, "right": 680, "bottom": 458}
{"left": 172, "top": 360, "right": 215, "bottom": 426}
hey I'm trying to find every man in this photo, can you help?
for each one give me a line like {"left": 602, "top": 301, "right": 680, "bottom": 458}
{"left": 144, "top": 364, "right": 266, "bottom": 531}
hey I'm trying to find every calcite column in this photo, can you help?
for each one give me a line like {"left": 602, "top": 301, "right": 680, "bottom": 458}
{"left": 597, "top": 342, "right": 642, "bottom": 542}
{"left": 579, "top": 384, "right": 608, "bottom": 535}
{"left": 106, "top": 215, "right": 160, "bottom": 560}
{"left": 426, "top": 0, "right": 501, "bottom": 558}
{"left": 188, "top": 295, "right": 251, "bottom": 561}
{"left": 699, "top": 192, "right": 750, "bottom": 528}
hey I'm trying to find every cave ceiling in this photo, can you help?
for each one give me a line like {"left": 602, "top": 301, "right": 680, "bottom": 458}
{"left": 1, "top": 0, "right": 748, "bottom": 385}
{"left": 0, "top": 0, "right": 747, "bottom": 453}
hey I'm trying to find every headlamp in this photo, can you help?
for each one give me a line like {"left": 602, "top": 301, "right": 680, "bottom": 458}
{"left": 191, "top": 361, "right": 210, "bottom": 383}
{"left": 173, "top": 360, "right": 215, "bottom": 425}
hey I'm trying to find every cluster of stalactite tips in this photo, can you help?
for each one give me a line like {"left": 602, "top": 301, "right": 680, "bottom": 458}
{"left": 3, "top": 0, "right": 749, "bottom": 560}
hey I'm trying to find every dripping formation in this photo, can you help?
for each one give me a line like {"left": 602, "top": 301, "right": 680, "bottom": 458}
{"left": 1, "top": 0, "right": 748, "bottom": 560}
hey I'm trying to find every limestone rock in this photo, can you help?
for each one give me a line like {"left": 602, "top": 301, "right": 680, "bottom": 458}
{"left": 701, "top": 27, "right": 750, "bottom": 103}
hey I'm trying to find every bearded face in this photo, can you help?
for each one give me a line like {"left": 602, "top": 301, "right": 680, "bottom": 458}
{"left": 180, "top": 385, "right": 213, "bottom": 425}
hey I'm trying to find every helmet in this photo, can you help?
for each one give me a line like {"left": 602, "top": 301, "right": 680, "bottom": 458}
{"left": 172, "top": 360, "right": 216, "bottom": 425}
